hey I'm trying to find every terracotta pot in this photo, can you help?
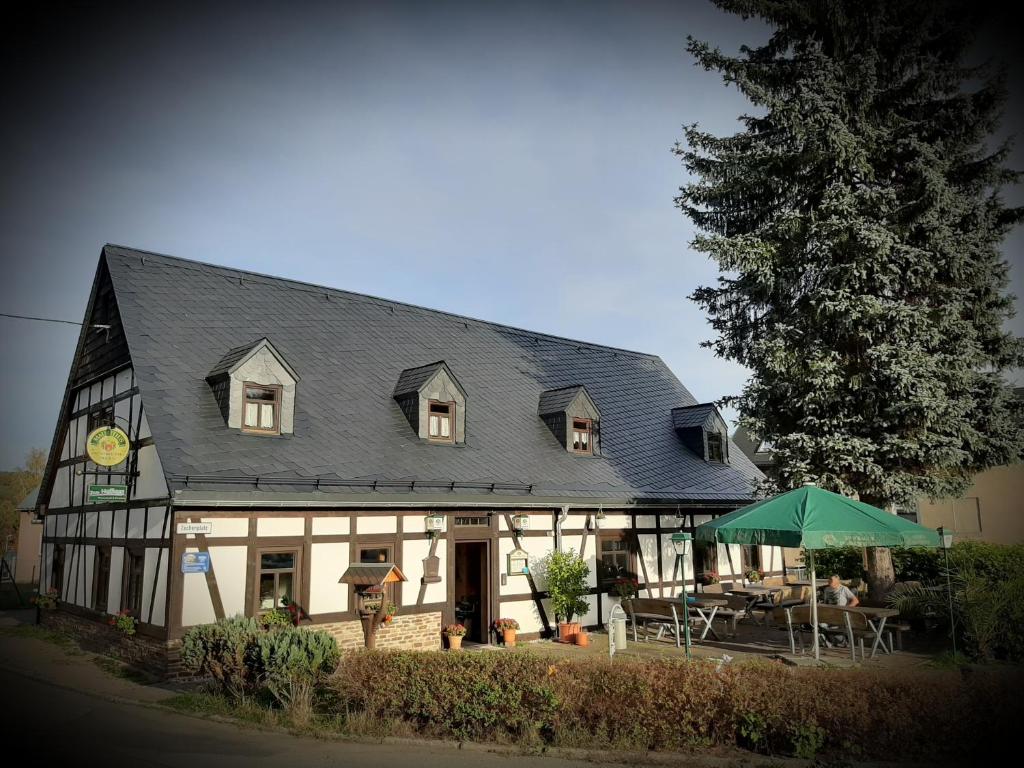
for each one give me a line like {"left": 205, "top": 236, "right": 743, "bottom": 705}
{"left": 574, "top": 630, "right": 590, "bottom": 647}
{"left": 502, "top": 628, "right": 517, "bottom": 647}
{"left": 383, "top": 615, "right": 393, "bottom": 623}
{"left": 558, "top": 621, "right": 579, "bottom": 644}
{"left": 447, "top": 634, "right": 463, "bottom": 650}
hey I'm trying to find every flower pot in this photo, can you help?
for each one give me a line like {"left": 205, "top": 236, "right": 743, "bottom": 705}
{"left": 574, "top": 630, "right": 590, "bottom": 647}
{"left": 502, "top": 628, "right": 517, "bottom": 647}
{"left": 447, "top": 635, "right": 463, "bottom": 650}
{"left": 383, "top": 615, "right": 393, "bottom": 623}
{"left": 558, "top": 621, "right": 579, "bottom": 644}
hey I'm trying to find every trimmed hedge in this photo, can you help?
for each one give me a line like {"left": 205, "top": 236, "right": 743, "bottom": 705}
{"left": 329, "top": 650, "right": 1022, "bottom": 759}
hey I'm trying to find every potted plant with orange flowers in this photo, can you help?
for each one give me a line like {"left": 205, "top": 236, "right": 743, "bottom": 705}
{"left": 443, "top": 623, "right": 466, "bottom": 650}
{"left": 493, "top": 617, "right": 520, "bottom": 646}
{"left": 383, "top": 602, "right": 397, "bottom": 624}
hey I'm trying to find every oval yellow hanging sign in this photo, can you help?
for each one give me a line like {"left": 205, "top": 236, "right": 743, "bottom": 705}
{"left": 85, "top": 426, "right": 131, "bottom": 466}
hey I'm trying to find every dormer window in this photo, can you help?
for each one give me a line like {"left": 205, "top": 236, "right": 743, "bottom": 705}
{"left": 706, "top": 431, "right": 725, "bottom": 463}
{"left": 243, "top": 383, "right": 281, "bottom": 434}
{"left": 538, "top": 386, "right": 601, "bottom": 455}
{"left": 393, "top": 362, "right": 467, "bottom": 444}
{"left": 672, "top": 403, "right": 730, "bottom": 464}
{"left": 207, "top": 338, "right": 299, "bottom": 435}
{"left": 428, "top": 401, "right": 454, "bottom": 442}
{"left": 572, "top": 419, "right": 592, "bottom": 454}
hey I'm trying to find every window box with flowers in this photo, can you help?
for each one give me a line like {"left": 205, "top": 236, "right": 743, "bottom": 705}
{"left": 701, "top": 571, "right": 720, "bottom": 588}
{"left": 746, "top": 568, "right": 765, "bottom": 584}
{"left": 443, "top": 623, "right": 466, "bottom": 650}
{"left": 492, "top": 618, "right": 520, "bottom": 646}
{"left": 109, "top": 610, "right": 138, "bottom": 636}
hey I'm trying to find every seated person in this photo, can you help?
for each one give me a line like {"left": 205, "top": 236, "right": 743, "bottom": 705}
{"left": 822, "top": 574, "right": 860, "bottom": 607}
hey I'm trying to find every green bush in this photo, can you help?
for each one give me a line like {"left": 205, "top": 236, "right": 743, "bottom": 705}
{"left": 181, "top": 616, "right": 340, "bottom": 709}
{"left": 181, "top": 616, "right": 263, "bottom": 699}
{"left": 254, "top": 625, "right": 340, "bottom": 712}
{"left": 328, "top": 650, "right": 1023, "bottom": 759}
{"left": 803, "top": 547, "right": 863, "bottom": 579}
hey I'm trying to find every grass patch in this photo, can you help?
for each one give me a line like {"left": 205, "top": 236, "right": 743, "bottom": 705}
{"left": 0, "top": 623, "right": 81, "bottom": 652}
{"left": 161, "top": 691, "right": 284, "bottom": 729}
{"left": 91, "top": 655, "right": 156, "bottom": 684}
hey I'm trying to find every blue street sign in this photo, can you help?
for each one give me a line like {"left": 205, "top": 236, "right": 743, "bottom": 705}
{"left": 181, "top": 551, "right": 211, "bottom": 574}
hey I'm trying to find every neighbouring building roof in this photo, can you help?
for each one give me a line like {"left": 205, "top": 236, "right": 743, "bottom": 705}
{"left": 732, "top": 425, "right": 776, "bottom": 471}
{"left": 93, "top": 244, "right": 762, "bottom": 503}
{"left": 17, "top": 487, "right": 39, "bottom": 511}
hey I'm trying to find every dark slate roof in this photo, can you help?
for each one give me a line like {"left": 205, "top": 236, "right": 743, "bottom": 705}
{"left": 672, "top": 403, "right": 718, "bottom": 430}
{"left": 101, "top": 244, "right": 762, "bottom": 503}
{"left": 207, "top": 340, "right": 262, "bottom": 379}
{"left": 537, "top": 386, "right": 586, "bottom": 416}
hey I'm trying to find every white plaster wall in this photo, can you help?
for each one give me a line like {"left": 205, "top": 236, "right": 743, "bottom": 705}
{"left": 138, "top": 410, "right": 151, "bottom": 440}
{"left": 228, "top": 346, "right": 297, "bottom": 433}
{"left": 98, "top": 509, "right": 113, "bottom": 538}
{"left": 356, "top": 515, "right": 397, "bottom": 535}
{"left": 71, "top": 476, "right": 84, "bottom": 507}
{"left": 107, "top": 546, "right": 124, "bottom": 614}
{"left": 47, "top": 464, "right": 68, "bottom": 510}
{"left": 202, "top": 517, "right": 249, "bottom": 538}
{"left": 310, "top": 542, "right": 349, "bottom": 614}
{"left": 498, "top": 535, "right": 550, "bottom": 596}
{"left": 145, "top": 508, "right": 165, "bottom": 539}
{"left": 495, "top": 597, "right": 545, "bottom": 635}
{"left": 127, "top": 508, "right": 146, "bottom": 539}
{"left": 73, "top": 415, "right": 87, "bottom": 457}
{"left": 718, "top": 544, "right": 743, "bottom": 578}
{"left": 209, "top": 546, "right": 248, "bottom": 618}
{"left": 401, "top": 538, "right": 446, "bottom": 605}
{"left": 113, "top": 509, "right": 127, "bottom": 539}
{"left": 182, "top": 548, "right": 217, "bottom": 627}
{"left": 498, "top": 513, "right": 553, "bottom": 532}
{"left": 114, "top": 396, "right": 131, "bottom": 432}
{"left": 560, "top": 513, "right": 587, "bottom": 531}
{"left": 45, "top": 515, "right": 56, "bottom": 537}
{"left": 636, "top": 515, "right": 657, "bottom": 528}
{"left": 115, "top": 368, "right": 133, "bottom": 394}
{"left": 637, "top": 534, "right": 660, "bottom": 596}
{"left": 660, "top": 534, "right": 692, "bottom": 595}
{"left": 85, "top": 510, "right": 98, "bottom": 536}
{"left": 599, "top": 514, "right": 631, "bottom": 529}
{"left": 134, "top": 445, "right": 168, "bottom": 499}
{"left": 140, "top": 548, "right": 168, "bottom": 626}
{"left": 312, "top": 517, "right": 350, "bottom": 536}
{"left": 256, "top": 517, "right": 304, "bottom": 537}
{"left": 101, "top": 375, "right": 114, "bottom": 402}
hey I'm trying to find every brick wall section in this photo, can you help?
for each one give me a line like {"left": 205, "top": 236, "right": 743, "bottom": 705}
{"left": 317, "top": 612, "right": 442, "bottom": 651}
{"left": 39, "top": 609, "right": 177, "bottom": 678}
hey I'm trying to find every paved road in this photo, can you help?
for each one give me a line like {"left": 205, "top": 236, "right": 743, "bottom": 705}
{"left": 0, "top": 667, "right": 605, "bottom": 768}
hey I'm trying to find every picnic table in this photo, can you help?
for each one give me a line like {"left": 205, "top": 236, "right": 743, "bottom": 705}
{"left": 844, "top": 605, "right": 899, "bottom": 657}
{"left": 727, "top": 585, "right": 786, "bottom": 623}
{"left": 685, "top": 597, "right": 728, "bottom": 641}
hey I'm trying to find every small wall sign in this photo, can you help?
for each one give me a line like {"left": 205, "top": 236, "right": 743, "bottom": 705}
{"left": 181, "top": 551, "right": 211, "bottom": 573}
{"left": 85, "top": 426, "right": 131, "bottom": 466}
{"left": 88, "top": 484, "right": 127, "bottom": 503}
{"left": 507, "top": 548, "right": 529, "bottom": 576}
{"left": 176, "top": 522, "right": 213, "bottom": 535}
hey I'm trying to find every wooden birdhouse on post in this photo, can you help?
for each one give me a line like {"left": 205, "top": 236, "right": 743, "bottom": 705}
{"left": 339, "top": 563, "right": 408, "bottom": 649}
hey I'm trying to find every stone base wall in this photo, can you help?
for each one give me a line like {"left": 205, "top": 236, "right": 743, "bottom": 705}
{"left": 318, "top": 611, "right": 442, "bottom": 651}
{"left": 40, "top": 608, "right": 177, "bottom": 678}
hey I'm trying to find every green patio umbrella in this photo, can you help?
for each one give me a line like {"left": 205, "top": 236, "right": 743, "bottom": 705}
{"left": 696, "top": 483, "right": 940, "bottom": 660}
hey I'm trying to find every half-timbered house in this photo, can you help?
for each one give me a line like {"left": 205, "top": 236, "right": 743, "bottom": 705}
{"left": 36, "top": 245, "right": 769, "bottom": 673}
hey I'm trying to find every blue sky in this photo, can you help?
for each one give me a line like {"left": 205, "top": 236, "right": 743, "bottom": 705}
{"left": 0, "top": 1, "right": 1021, "bottom": 470}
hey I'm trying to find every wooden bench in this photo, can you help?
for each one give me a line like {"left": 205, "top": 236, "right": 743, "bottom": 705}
{"left": 620, "top": 598, "right": 683, "bottom": 646}
{"left": 773, "top": 604, "right": 875, "bottom": 661}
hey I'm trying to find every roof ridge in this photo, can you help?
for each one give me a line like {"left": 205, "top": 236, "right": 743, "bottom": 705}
{"left": 103, "top": 244, "right": 662, "bottom": 361}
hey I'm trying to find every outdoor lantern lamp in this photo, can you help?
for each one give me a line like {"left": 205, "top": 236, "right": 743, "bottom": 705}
{"left": 424, "top": 514, "right": 444, "bottom": 536}
{"left": 937, "top": 526, "right": 957, "bottom": 658}
{"left": 670, "top": 532, "right": 693, "bottom": 659}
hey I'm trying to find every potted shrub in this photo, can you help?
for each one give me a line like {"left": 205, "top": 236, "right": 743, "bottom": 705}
{"left": 701, "top": 570, "right": 720, "bottom": 588}
{"left": 383, "top": 602, "right": 397, "bottom": 624}
{"left": 32, "top": 587, "right": 59, "bottom": 610}
{"left": 493, "top": 617, "right": 520, "bottom": 646}
{"left": 541, "top": 549, "right": 590, "bottom": 643}
{"left": 575, "top": 627, "right": 590, "bottom": 647}
{"left": 746, "top": 568, "right": 765, "bottom": 584}
{"left": 612, "top": 577, "right": 639, "bottom": 601}
{"left": 260, "top": 609, "right": 293, "bottom": 630}
{"left": 444, "top": 623, "right": 466, "bottom": 650}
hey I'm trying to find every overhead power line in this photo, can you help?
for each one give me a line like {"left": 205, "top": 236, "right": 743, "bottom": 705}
{"left": 0, "top": 312, "right": 83, "bottom": 326}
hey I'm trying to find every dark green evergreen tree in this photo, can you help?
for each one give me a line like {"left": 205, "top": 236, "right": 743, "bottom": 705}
{"left": 676, "top": 0, "right": 1024, "bottom": 594}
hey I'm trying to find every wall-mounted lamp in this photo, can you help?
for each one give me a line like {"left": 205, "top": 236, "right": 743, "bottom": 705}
{"left": 511, "top": 513, "right": 530, "bottom": 532}
{"left": 424, "top": 514, "right": 444, "bottom": 537}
